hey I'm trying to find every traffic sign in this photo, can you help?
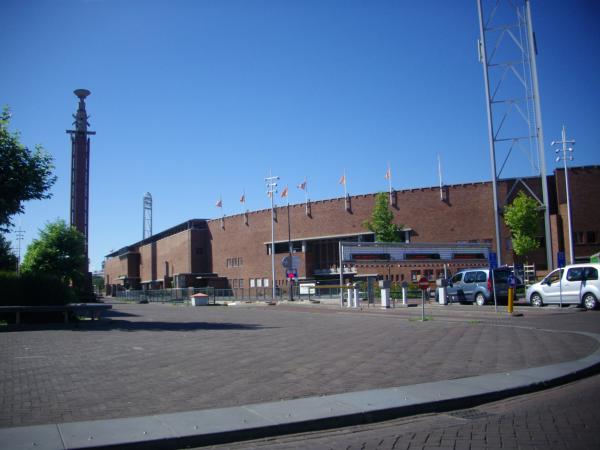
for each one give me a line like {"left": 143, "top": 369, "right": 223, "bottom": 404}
{"left": 557, "top": 252, "right": 566, "bottom": 268}
{"left": 489, "top": 252, "right": 498, "bottom": 269}
{"left": 418, "top": 277, "right": 429, "bottom": 290}
{"left": 286, "top": 268, "right": 297, "bottom": 279}
{"left": 282, "top": 255, "right": 300, "bottom": 269}
{"left": 507, "top": 274, "right": 516, "bottom": 289}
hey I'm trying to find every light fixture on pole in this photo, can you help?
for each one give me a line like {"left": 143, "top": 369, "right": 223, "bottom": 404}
{"left": 551, "top": 125, "right": 576, "bottom": 265}
{"left": 15, "top": 227, "right": 25, "bottom": 275}
{"left": 265, "top": 173, "right": 279, "bottom": 301}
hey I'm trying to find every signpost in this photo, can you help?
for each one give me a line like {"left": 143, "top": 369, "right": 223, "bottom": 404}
{"left": 557, "top": 251, "right": 566, "bottom": 308}
{"left": 418, "top": 277, "right": 429, "bottom": 321}
{"left": 507, "top": 273, "right": 516, "bottom": 314}
{"left": 489, "top": 252, "right": 498, "bottom": 313}
{"left": 286, "top": 268, "right": 297, "bottom": 279}
{"left": 282, "top": 255, "right": 300, "bottom": 270}
{"left": 282, "top": 256, "right": 300, "bottom": 302}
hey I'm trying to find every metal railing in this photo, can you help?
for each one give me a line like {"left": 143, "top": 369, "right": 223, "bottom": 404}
{"left": 115, "top": 286, "right": 299, "bottom": 303}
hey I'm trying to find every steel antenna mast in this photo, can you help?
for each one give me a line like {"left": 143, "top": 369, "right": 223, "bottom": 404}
{"left": 476, "top": 0, "right": 552, "bottom": 269}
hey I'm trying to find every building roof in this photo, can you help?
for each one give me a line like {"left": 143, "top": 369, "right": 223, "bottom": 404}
{"left": 105, "top": 219, "right": 208, "bottom": 258}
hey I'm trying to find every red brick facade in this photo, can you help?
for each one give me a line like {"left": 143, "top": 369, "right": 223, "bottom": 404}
{"left": 104, "top": 166, "right": 600, "bottom": 293}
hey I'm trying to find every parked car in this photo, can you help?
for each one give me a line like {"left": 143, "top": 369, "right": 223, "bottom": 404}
{"left": 526, "top": 263, "right": 600, "bottom": 309}
{"left": 439, "top": 267, "right": 511, "bottom": 305}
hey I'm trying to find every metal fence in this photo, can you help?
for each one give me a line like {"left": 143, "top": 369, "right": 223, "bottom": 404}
{"left": 113, "top": 281, "right": 437, "bottom": 305}
{"left": 116, "top": 286, "right": 300, "bottom": 304}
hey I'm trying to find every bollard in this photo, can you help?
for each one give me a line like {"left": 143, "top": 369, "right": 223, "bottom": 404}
{"left": 381, "top": 288, "right": 390, "bottom": 309}
{"left": 508, "top": 287, "right": 514, "bottom": 314}
{"left": 438, "top": 286, "right": 447, "bottom": 305}
{"left": 353, "top": 287, "right": 359, "bottom": 308}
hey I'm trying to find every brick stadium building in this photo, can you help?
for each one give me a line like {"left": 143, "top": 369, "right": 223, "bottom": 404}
{"left": 104, "top": 166, "right": 600, "bottom": 295}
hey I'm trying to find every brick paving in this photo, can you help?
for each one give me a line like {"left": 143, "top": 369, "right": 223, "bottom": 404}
{"left": 220, "top": 372, "right": 600, "bottom": 449}
{"left": 0, "top": 301, "right": 598, "bottom": 428}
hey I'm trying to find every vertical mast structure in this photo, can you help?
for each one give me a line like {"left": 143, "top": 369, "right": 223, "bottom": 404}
{"left": 476, "top": 0, "right": 552, "bottom": 269}
{"left": 66, "top": 89, "right": 95, "bottom": 271}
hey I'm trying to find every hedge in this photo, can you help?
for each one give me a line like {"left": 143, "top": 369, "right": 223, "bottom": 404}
{"left": 0, "top": 272, "right": 75, "bottom": 306}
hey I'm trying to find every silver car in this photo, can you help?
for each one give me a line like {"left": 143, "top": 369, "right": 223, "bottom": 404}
{"left": 526, "top": 263, "right": 600, "bottom": 310}
{"left": 444, "top": 268, "right": 511, "bottom": 306}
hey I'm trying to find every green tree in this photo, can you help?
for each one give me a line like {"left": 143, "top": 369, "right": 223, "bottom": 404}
{"left": 0, "top": 234, "right": 18, "bottom": 271}
{"left": 21, "top": 220, "right": 86, "bottom": 287}
{"left": 92, "top": 274, "right": 105, "bottom": 294}
{"left": 504, "top": 191, "right": 541, "bottom": 256}
{"left": 0, "top": 107, "right": 56, "bottom": 232}
{"left": 363, "top": 192, "right": 403, "bottom": 242}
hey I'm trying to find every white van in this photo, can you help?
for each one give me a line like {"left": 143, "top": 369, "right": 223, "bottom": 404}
{"left": 526, "top": 263, "right": 600, "bottom": 309}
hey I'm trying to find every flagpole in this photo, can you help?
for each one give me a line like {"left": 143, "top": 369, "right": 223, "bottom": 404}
{"left": 387, "top": 163, "right": 392, "bottom": 205}
{"left": 437, "top": 154, "right": 443, "bottom": 201}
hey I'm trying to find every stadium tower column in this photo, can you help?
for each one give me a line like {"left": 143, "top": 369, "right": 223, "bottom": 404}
{"left": 66, "top": 89, "right": 96, "bottom": 295}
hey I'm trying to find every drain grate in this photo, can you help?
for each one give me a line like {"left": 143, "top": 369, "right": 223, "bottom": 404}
{"left": 448, "top": 408, "right": 496, "bottom": 420}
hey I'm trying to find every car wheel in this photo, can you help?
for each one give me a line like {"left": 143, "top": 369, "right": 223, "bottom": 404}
{"left": 475, "top": 292, "right": 486, "bottom": 306}
{"left": 583, "top": 293, "right": 598, "bottom": 310}
{"left": 530, "top": 293, "right": 543, "bottom": 307}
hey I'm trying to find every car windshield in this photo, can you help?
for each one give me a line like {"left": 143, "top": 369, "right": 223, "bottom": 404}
{"left": 543, "top": 269, "right": 563, "bottom": 284}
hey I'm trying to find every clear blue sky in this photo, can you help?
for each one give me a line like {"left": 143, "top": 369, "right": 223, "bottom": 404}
{"left": 2, "top": 0, "right": 599, "bottom": 272}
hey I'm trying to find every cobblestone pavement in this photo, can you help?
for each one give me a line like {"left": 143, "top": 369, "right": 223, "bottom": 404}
{"left": 213, "top": 372, "right": 600, "bottom": 450}
{"left": 1, "top": 301, "right": 598, "bottom": 428}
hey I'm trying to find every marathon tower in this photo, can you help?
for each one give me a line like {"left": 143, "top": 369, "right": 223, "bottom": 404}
{"left": 66, "top": 89, "right": 95, "bottom": 272}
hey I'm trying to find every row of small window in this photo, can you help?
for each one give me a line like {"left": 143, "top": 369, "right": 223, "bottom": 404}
{"left": 411, "top": 269, "right": 446, "bottom": 282}
{"left": 574, "top": 231, "right": 598, "bottom": 245}
{"left": 231, "top": 279, "right": 245, "bottom": 288}
{"left": 249, "top": 278, "right": 270, "bottom": 288}
{"left": 226, "top": 257, "right": 244, "bottom": 268}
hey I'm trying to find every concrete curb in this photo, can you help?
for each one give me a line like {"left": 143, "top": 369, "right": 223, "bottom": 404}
{"left": 3, "top": 330, "right": 600, "bottom": 450}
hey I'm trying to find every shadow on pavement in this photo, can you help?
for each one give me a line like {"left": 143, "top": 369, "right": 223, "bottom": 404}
{"left": 96, "top": 320, "right": 273, "bottom": 332}
{"left": 103, "top": 310, "right": 139, "bottom": 318}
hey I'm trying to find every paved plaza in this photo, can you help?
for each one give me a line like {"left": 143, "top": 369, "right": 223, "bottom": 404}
{"left": 1, "top": 300, "right": 599, "bottom": 430}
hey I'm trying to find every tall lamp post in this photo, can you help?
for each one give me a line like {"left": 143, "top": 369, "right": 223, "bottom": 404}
{"left": 265, "top": 174, "right": 279, "bottom": 300}
{"left": 552, "top": 126, "right": 576, "bottom": 264}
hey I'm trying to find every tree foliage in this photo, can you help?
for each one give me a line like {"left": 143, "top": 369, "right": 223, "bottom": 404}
{"left": 21, "top": 220, "right": 86, "bottom": 287}
{"left": 363, "top": 192, "right": 403, "bottom": 242}
{"left": 0, "top": 107, "right": 56, "bottom": 232}
{"left": 0, "top": 233, "right": 17, "bottom": 271}
{"left": 504, "top": 191, "right": 541, "bottom": 256}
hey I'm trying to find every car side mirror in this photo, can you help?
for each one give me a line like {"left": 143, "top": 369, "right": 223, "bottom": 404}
{"left": 447, "top": 281, "right": 453, "bottom": 287}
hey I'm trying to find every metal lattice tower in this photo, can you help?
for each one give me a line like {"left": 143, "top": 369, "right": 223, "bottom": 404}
{"left": 143, "top": 192, "right": 153, "bottom": 240}
{"left": 66, "top": 89, "right": 95, "bottom": 269}
{"left": 477, "top": 0, "right": 552, "bottom": 269}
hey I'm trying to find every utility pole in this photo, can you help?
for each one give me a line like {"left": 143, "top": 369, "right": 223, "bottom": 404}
{"left": 15, "top": 228, "right": 25, "bottom": 275}
{"left": 552, "top": 126, "right": 576, "bottom": 264}
{"left": 265, "top": 173, "right": 279, "bottom": 301}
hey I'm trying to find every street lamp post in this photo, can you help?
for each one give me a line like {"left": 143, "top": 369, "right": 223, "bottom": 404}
{"left": 265, "top": 174, "right": 279, "bottom": 301}
{"left": 552, "top": 126, "right": 576, "bottom": 265}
